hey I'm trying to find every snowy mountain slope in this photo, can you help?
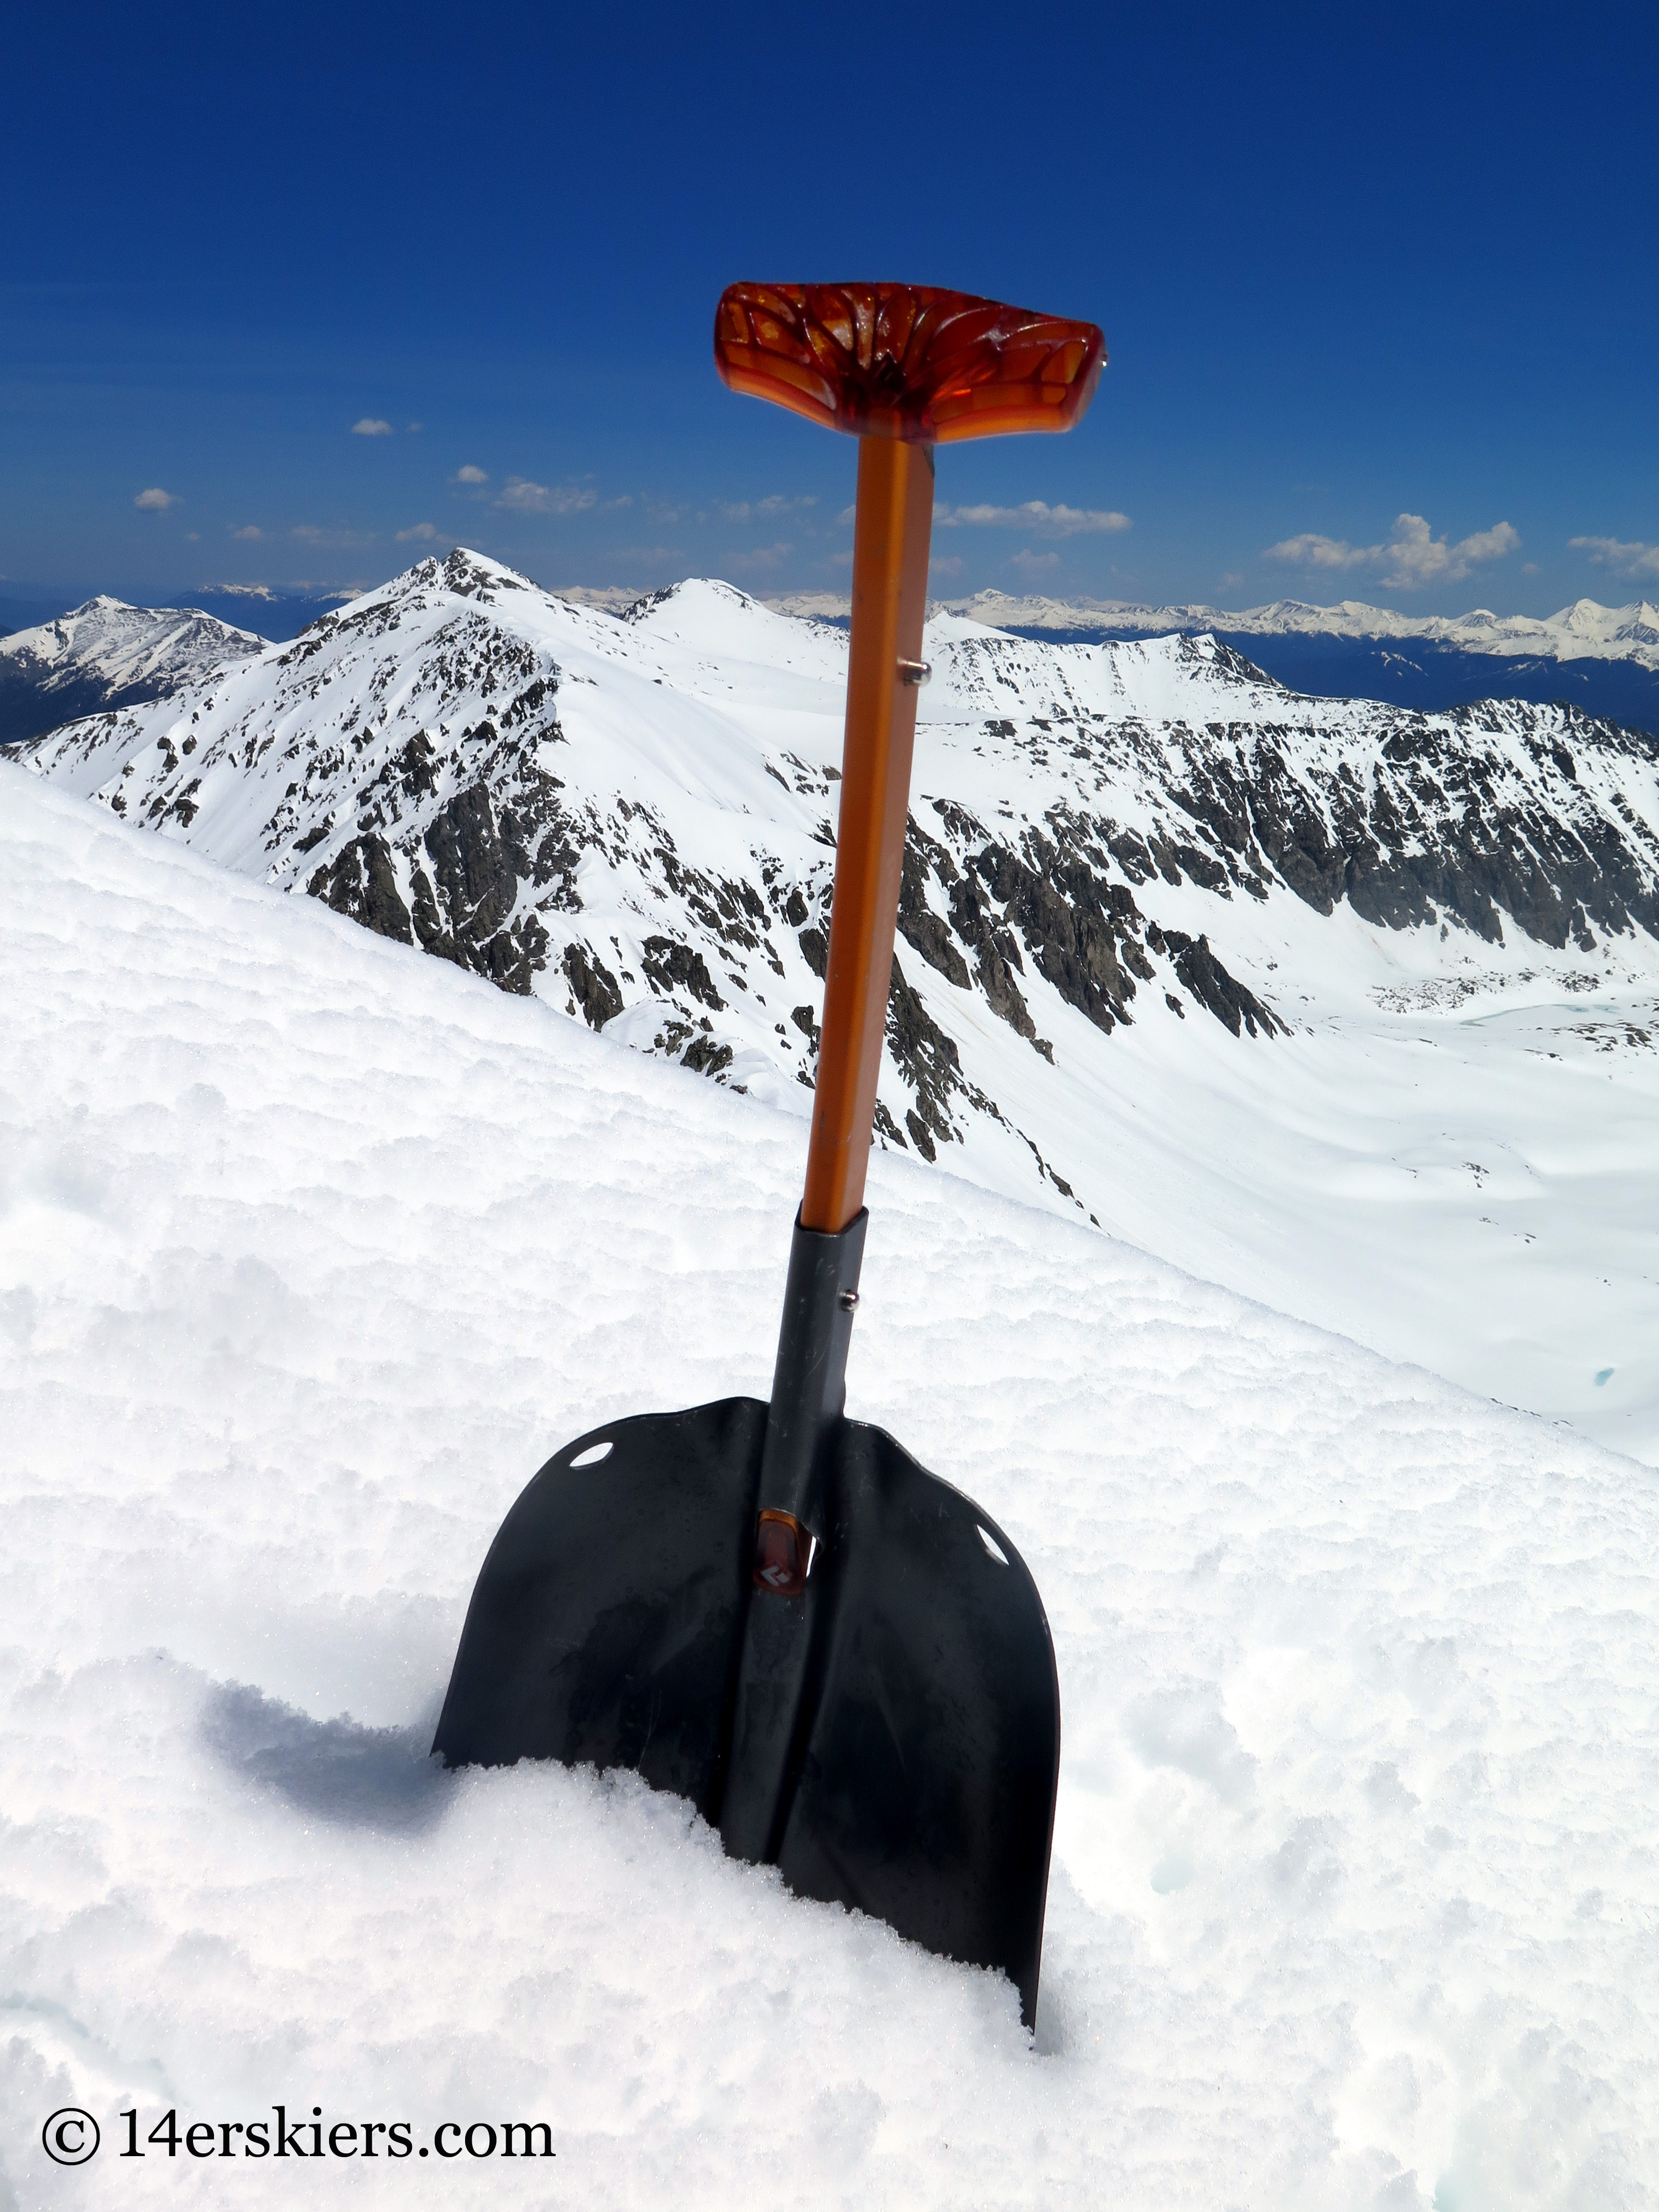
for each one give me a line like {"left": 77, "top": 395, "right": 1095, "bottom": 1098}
{"left": 19, "top": 547, "right": 1659, "bottom": 1459}
{"left": 0, "top": 594, "right": 266, "bottom": 746}
{"left": 3, "top": 767, "right": 1656, "bottom": 2210}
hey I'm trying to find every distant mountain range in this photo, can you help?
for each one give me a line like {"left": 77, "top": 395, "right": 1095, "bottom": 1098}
{"left": 161, "top": 582, "right": 359, "bottom": 640}
{"left": 0, "top": 597, "right": 268, "bottom": 745}
{"left": 9, "top": 577, "right": 1659, "bottom": 740}
{"left": 768, "top": 588, "right": 1659, "bottom": 732}
{"left": 941, "top": 588, "right": 1659, "bottom": 662}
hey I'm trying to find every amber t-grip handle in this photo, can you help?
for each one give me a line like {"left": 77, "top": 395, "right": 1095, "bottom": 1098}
{"left": 714, "top": 281, "right": 1106, "bottom": 1233}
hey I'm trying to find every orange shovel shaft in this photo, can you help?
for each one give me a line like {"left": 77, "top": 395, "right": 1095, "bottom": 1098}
{"left": 800, "top": 437, "right": 936, "bottom": 1234}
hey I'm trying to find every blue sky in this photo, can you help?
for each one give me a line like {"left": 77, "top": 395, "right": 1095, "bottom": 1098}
{"left": 5, "top": 1, "right": 1657, "bottom": 615}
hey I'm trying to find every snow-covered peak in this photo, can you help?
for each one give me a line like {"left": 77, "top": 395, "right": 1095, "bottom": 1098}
{"left": 0, "top": 594, "right": 268, "bottom": 746}
{"left": 1, "top": 593, "right": 264, "bottom": 679}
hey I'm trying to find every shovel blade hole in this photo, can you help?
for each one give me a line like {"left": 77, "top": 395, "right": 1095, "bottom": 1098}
{"left": 571, "top": 1439, "right": 614, "bottom": 1468}
{"left": 977, "top": 1525, "right": 1009, "bottom": 1567}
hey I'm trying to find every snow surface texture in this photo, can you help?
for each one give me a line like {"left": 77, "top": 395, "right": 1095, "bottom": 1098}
{"left": 0, "top": 598, "right": 265, "bottom": 747}
{"left": 20, "top": 552, "right": 1659, "bottom": 1463}
{"left": 3, "top": 766, "right": 1658, "bottom": 2209}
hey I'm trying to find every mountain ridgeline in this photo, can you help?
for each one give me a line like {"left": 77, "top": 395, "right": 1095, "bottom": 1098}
{"left": 0, "top": 597, "right": 268, "bottom": 746}
{"left": 22, "top": 549, "right": 1659, "bottom": 1219}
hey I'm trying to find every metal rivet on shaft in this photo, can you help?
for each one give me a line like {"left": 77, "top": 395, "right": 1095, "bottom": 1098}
{"left": 838, "top": 1288, "right": 860, "bottom": 1312}
{"left": 896, "top": 659, "right": 931, "bottom": 688}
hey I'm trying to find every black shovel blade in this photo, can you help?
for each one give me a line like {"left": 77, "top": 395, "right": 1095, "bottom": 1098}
{"left": 433, "top": 1397, "right": 1060, "bottom": 2024}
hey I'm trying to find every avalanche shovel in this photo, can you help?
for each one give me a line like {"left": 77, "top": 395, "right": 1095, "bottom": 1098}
{"left": 434, "top": 283, "right": 1106, "bottom": 2027}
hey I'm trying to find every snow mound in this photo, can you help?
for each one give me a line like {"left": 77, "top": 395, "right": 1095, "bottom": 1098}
{"left": 3, "top": 765, "right": 1657, "bottom": 2207}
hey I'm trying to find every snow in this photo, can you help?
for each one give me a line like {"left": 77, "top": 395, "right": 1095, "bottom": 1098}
{"left": 21, "top": 554, "right": 1659, "bottom": 1467}
{"left": 936, "top": 588, "right": 1659, "bottom": 671}
{"left": 0, "top": 596, "right": 265, "bottom": 693}
{"left": 4, "top": 764, "right": 1658, "bottom": 2208}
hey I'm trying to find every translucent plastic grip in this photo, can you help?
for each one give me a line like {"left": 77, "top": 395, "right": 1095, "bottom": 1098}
{"left": 713, "top": 281, "right": 1105, "bottom": 444}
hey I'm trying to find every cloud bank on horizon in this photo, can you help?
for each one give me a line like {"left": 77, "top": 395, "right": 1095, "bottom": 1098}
{"left": 935, "top": 500, "right": 1133, "bottom": 539}
{"left": 1570, "top": 535, "right": 1659, "bottom": 582}
{"left": 95, "top": 469, "right": 1649, "bottom": 623}
{"left": 1266, "top": 514, "right": 1521, "bottom": 592}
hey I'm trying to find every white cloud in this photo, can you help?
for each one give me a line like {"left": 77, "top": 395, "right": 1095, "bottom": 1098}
{"left": 1568, "top": 535, "right": 1659, "bottom": 581}
{"left": 134, "top": 487, "right": 176, "bottom": 511}
{"left": 936, "top": 500, "right": 1130, "bottom": 539}
{"left": 729, "top": 541, "right": 792, "bottom": 573}
{"left": 1265, "top": 533, "right": 1369, "bottom": 572}
{"left": 231, "top": 524, "right": 263, "bottom": 542}
{"left": 1265, "top": 513, "right": 1520, "bottom": 589}
{"left": 719, "top": 495, "right": 817, "bottom": 524}
{"left": 406, "top": 421, "right": 424, "bottom": 434}
{"left": 1219, "top": 572, "right": 1244, "bottom": 590}
{"left": 929, "top": 554, "right": 964, "bottom": 579}
{"left": 351, "top": 418, "right": 394, "bottom": 437}
{"left": 395, "top": 523, "right": 440, "bottom": 543}
{"left": 837, "top": 505, "right": 856, "bottom": 527}
{"left": 291, "top": 524, "right": 375, "bottom": 548}
{"left": 495, "top": 477, "right": 597, "bottom": 515}
{"left": 452, "top": 465, "right": 488, "bottom": 486}
{"left": 1009, "top": 548, "right": 1061, "bottom": 577}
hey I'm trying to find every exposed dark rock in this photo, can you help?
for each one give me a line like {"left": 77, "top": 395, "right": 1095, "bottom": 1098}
{"left": 1156, "top": 927, "right": 1284, "bottom": 1039}
{"left": 1146, "top": 710, "right": 1659, "bottom": 950}
{"left": 394, "top": 732, "right": 439, "bottom": 797}
{"left": 563, "top": 942, "right": 624, "bottom": 1029}
{"left": 306, "top": 833, "right": 413, "bottom": 945}
{"left": 872, "top": 1100, "right": 907, "bottom": 1148}
{"left": 422, "top": 782, "right": 518, "bottom": 947}
{"left": 904, "top": 1109, "right": 937, "bottom": 1161}
{"left": 641, "top": 935, "right": 724, "bottom": 1010}
{"left": 898, "top": 825, "right": 972, "bottom": 988}
{"left": 885, "top": 956, "right": 967, "bottom": 1150}
{"left": 682, "top": 1034, "right": 734, "bottom": 1076}
{"left": 979, "top": 830, "right": 1139, "bottom": 1035}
